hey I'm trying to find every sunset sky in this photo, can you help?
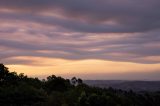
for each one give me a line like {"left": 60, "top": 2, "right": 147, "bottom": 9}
{"left": 0, "top": 0, "right": 160, "bottom": 80}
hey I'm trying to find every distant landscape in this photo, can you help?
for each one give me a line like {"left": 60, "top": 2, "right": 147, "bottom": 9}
{"left": 1, "top": 0, "right": 160, "bottom": 106}
{"left": 84, "top": 80, "right": 160, "bottom": 92}
{"left": 1, "top": 64, "right": 160, "bottom": 106}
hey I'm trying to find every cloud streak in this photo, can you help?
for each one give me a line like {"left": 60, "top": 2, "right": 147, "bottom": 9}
{"left": 0, "top": 0, "right": 160, "bottom": 65}
{"left": 1, "top": 0, "right": 160, "bottom": 33}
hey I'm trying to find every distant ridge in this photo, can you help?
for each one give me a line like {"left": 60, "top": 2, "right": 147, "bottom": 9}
{"left": 84, "top": 80, "right": 160, "bottom": 91}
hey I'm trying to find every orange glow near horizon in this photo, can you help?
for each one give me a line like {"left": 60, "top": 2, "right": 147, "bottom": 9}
{"left": 6, "top": 56, "right": 160, "bottom": 80}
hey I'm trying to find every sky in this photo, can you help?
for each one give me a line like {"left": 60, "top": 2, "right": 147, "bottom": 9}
{"left": 0, "top": 0, "right": 160, "bottom": 80}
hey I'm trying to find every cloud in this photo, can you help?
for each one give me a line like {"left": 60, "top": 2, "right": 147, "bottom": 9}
{"left": 0, "top": 0, "right": 160, "bottom": 65}
{"left": 0, "top": 0, "right": 160, "bottom": 33}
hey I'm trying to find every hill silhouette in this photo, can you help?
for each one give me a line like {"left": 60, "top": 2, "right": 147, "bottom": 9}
{"left": 84, "top": 80, "right": 160, "bottom": 91}
{"left": 0, "top": 63, "right": 160, "bottom": 106}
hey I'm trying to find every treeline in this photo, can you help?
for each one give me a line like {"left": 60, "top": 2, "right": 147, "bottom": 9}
{"left": 0, "top": 63, "right": 160, "bottom": 106}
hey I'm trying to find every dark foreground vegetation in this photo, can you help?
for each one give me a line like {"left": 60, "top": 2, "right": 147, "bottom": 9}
{"left": 0, "top": 64, "right": 160, "bottom": 106}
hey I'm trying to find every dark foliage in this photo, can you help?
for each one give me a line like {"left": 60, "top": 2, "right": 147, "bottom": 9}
{"left": 0, "top": 63, "right": 160, "bottom": 106}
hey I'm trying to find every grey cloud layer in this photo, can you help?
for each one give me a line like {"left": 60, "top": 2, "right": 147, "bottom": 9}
{"left": 1, "top": 0, "right": 160, "bottom": 33}
{"left": 0, "top": 0, "right": 160, "bottom": 64}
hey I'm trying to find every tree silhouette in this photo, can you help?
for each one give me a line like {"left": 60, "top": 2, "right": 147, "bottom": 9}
{"left": 0, "top": 64, "right": 9, "bottom": 82}
{"left": 0, "top": 63, "right": 160, "bottom": 106}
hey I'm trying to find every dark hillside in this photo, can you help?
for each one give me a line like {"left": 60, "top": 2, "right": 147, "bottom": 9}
{"left": 84, "top": 80, "right": 160, "bottom": 91}
{"left": 0, "top": 64, "right": 160, "bottom": 106}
